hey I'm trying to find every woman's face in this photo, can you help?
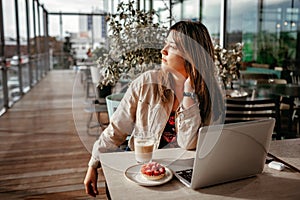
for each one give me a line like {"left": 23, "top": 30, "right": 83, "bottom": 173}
{"left": 161, "top": 31, "right": 187, "bottom": 78}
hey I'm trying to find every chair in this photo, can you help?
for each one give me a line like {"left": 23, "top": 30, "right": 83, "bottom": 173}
{"left": 256, "top": 78, "right": 287, "bottom": 84}
{"left": 78, "top": 65, "right": 95, "bottom": 99}
{"left": 290, "top": 69, "right": 300, "bottom": 85}
{"left": 256, "top": 79, "right": 288, "bottom": 100}
{"left": 240, "top": 73, "right": 278, "bottom": 81}
{"left": 239, "top": 73, "right": 280, "bottom": 97}
{"left": 225, "top": 97, "right": 282, "bottom": 139}
{"left": 84, "top": 97, "right": 109, "bottom": 135}
{"left": 84, "top": 66, "right": 110, "bottom": 136}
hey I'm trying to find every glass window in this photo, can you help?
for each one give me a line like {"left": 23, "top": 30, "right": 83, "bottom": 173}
{"left": 182, "top": 0, "right": 199, "bottom": 21}
{"left": 227, "top": 0, "right": 257, "bottom": 62}
{"left": 172, "top": 1, "right": 182, "bottom": 21}
{"left": 225, "top": 0, "right": 300, "bottom": 68}
{"left": 18, "top": 0, "right": 29, "bottom": 45}
{"left": 3, "top": 0, "right": 16, "bottom": 39}
{"left": 202, "top": 0, "right": 221, "bottom": 43}
{"left": 227, "top": 0, "right": 257, "bottom": 43}
{"left": 262, "top": 0, "right": 299, "bottom": 68}
{"left": 153, "top": 1, "right": 172, "bottom": 27}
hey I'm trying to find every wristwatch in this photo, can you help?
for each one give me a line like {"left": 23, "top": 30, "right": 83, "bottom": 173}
{"left": 183, "top": 92, "right": 197, "bottom": 100}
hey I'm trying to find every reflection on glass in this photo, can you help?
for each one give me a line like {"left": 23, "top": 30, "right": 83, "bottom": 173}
{"left": 202, "top": 0, "right": 221, "bottom": 43}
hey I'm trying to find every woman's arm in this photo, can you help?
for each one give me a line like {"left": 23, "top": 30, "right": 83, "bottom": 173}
{"left": 176, "top": 103, "right": 201, "bottom": 150}
{"left": 88, "top": 81, "right": 140, "bottom": 166}
{"left": 176, "top": 77, "right": 201, "bottom": 150}
{"left": 84, "top": 79, "right": 140, "bottom": 197}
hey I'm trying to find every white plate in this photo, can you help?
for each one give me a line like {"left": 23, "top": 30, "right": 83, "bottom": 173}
{"left": 227, "top": 90, "right": 248, "bottom": 98}
{"left": 124, "top": 164, "right": 173, "bottom": 186}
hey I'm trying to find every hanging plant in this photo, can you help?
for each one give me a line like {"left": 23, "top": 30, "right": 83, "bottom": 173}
{"left": 97, "top": 1, "right": 168, "bottom": 88}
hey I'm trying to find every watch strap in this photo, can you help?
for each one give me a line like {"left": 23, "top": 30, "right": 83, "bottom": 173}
{"left": 183, "top": 92, "right": 197, "bottom": 100}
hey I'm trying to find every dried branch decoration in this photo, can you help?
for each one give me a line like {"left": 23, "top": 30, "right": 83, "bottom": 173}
{"left": 214, "top": 43, "right": 243, "bottom": 88}
{"left": 97, "top": 1, "right": 168, "bottom": 87}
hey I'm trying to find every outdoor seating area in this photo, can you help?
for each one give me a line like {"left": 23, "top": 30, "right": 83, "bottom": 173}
{"left": 81, "top": 64, "right": 300, "bottom": 139}
{"left": 80, "top": 66, "right": 300, "bottom": 141}
{"left": 1, "top": 69, "right": 299, "bottom": 199}
{"left": 1, "top": 0, "right": 300, "bottom": 199}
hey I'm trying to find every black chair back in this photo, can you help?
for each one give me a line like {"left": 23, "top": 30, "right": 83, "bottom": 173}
{"left": 225, "top": 98, "right": 281, "bottom": 139}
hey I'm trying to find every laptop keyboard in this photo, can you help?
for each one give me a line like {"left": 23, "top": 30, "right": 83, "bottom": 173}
{"left": 176, "top": 169, "right": 193, "bottom": 184}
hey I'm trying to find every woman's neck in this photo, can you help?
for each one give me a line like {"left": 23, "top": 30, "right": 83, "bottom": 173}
{"left": 171, "top": 69, "right": 187, "bottom": 84}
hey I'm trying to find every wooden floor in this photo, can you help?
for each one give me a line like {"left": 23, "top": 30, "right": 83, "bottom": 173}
{"left": 0, "top": 70, "right": 108, "bottom": 199}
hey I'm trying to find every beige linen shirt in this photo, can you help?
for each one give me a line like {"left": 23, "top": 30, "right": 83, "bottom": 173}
{"left": 88, "top": 69, "right": 210, "bottom": 168}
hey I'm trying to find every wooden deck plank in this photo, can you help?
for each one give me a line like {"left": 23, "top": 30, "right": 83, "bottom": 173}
{"left": 0, "top": 70, "right": 107, "bottom": 199}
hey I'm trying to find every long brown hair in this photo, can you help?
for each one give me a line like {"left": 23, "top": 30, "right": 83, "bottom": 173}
{"left": 166, "top": 21, "right": 223, "bottom": 124}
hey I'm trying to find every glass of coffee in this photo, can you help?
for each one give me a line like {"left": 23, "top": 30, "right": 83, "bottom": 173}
{"left": 134, "top": 131, "right": 155, "bottom": 163}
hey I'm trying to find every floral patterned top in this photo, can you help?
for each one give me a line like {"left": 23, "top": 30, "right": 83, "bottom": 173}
{"left": 159, "top": 111, "right": 179, "bottom": 148}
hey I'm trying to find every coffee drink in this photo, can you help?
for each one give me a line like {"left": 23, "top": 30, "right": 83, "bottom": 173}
{"left": 134, "top": 138, "right": 155, "bottom": 163}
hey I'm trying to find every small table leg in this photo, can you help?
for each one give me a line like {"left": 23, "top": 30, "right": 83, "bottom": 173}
{"left": 105, "top": 181, "right": 112, "bottom": 200}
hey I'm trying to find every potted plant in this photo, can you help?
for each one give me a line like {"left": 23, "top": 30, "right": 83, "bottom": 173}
{"left": 214, "top": 42, "right": 243, "bottom": 90}
{"left": 90, "top": 46, "right": 112, "bottom": 98}
{"left": 96, "top": 1, "right": 168, "bottom": 117}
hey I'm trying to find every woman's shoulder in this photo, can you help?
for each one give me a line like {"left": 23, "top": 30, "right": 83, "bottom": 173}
{"left": 132, "top": 69, "right": 163, "bottom": 83}
{"left": 141, "top": 69, "right": 162, "bottom": 78}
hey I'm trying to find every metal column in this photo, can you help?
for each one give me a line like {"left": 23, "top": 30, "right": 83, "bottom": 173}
{"left": 0, "top": 0, "right": 8, "bottom": 110}
{"left": 14, "top": 0, "right": 24, "bottom": 95}
{"left": 43, "top": 7, "right": 50, "bottom": 72}
{"left": 37, "top": 0, "right": 42, "bottom": 78}
{"left": 33, "top": 0, "right": 38, "bottom": 83}
{"left": 220, "top": 0, "right": 228, "bottom": 47}
{"left": 25, "top": 0, "right": 33, "bottom": 88}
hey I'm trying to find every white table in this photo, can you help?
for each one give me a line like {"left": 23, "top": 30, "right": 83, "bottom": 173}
{"left": 100, "top": 143, "right": 300, "bottom": 200}
{"left": 268, "top": 138, "right": 300, "bottom": 171}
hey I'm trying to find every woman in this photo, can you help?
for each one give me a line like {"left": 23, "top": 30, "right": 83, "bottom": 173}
{"left": 84, "top": 21, "right": 225, "bottom": 197}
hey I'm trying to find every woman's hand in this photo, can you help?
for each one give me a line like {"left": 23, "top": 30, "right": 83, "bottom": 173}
{"left": 84, "top": 166, "right": 99, "bottom": 197}
{"left": 184, "top": 77, "right": 193, "bottom": 92}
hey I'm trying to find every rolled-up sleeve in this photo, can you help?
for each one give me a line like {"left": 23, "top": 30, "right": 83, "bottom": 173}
{"left": 88, "top": 156, "right": 100, "bottom": 168}
{"left": 88, "top": 81, "right": 140, "bottom": 168}
{"left": 176, "top": 103, "right": 201, "bottom": 150}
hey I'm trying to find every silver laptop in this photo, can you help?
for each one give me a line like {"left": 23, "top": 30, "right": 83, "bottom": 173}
{"left": 170, "top": 119, "right": 275, "bottom": 189}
